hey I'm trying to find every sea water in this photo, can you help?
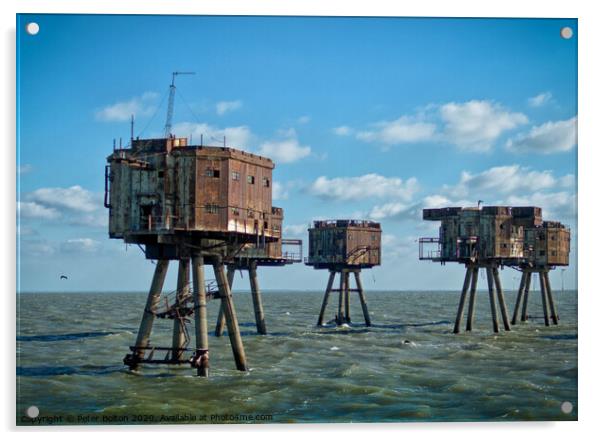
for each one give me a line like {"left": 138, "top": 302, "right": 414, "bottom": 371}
{"left": 16, "top": 289, "right": 577, "bottom": 424}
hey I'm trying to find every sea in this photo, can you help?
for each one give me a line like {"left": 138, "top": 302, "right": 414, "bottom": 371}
{"left": 16, "top": 289, "right": 578, "bottom": 425}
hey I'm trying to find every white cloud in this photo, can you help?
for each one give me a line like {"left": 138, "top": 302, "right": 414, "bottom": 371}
{"left": 368, "top": 165, "right": 576, "bottom": 223}
{"left": 297, "top": 115, "right": 311, "bottom": 124}
{"left": 283, "top": 224, "right": 308, "bottom": 236}
{"left": 379, "top": 234, "right": 417, "bottom": 258}
{"left": 72, "top": 214, "right": 109, "bottom": 228}
{"left": 258, "top": 138, "right": 311, "bottom": 164}
{"left": 444, "top": 165, "right": 558, "bottom": 199}
{"left": 505, "top": 191, "right": 576, "bottom": 221}
{"left": 17, "top": 225, "right": 38, "bottom": 236}
{"left": 528, "top": 92, "right": 553, "bottom": 107}
{"left": 19, "top": 185, "right": 106, "bottom": 227}
{"left": 172, "top": 122, "right": 253, "bottom": 148}
{"left": 506, "top": 117, "right": 577, "bottom": 154}
{"left": 19, "top": 239, "right": 56, "bottom": 257}
{"left": 95, "top": 92, "right": 158, "bottom": 122}
{"left": 422, "top": 194, "right": 455, "bottom": 209}
{"left": 333, "top": 125, "right": 352, "bottom": 136}
{"left": 368, "top": 202, "right": 414, "bottom": 221}
{"left": 309, "top": 174, "right": 418, "bottom": 202}
{"left": 216, "top": 100, "right": 242, "bottom": 115}
{"left": 18, "top": 201, "right": 60, "bottom": 220}
{"left": 340, "top": 99, "right": 527, "bottom": 152}
{"left": 277, "top": 127, "right": 297, "bottom": 138}
{"left": 18, "top": 164, "right": 33, "bottom": 175}
{"left": 27, "top": 185, "right": 99, "bottom": 213}
{"left": 60, "top": 238, "right": 101, "bottom": 254}
{"left": 419, "top": 165, "right": 576, "bottom": 223}
{"left": 272, "top": 181, "right": 288, "bottom": 201}
{"left": 440, "top": 100, "right": 528, "bottom": 152}
{"left": 559, "top": 174, "right": 576, "bottom": 188}
{"left": 356, "top": 116, "right": 437, "bottom": 145}
{"left": 20, "top": 237, "right": 102, "bottom": 257}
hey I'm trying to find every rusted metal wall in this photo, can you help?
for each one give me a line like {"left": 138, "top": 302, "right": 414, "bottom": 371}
{"left": 307, "top": 221, "right": 381, "bottom": 267}
{"left": 106, "top": 138, "right": 278, "bottom": 246}
{"left": 422, "top": 206, "right": 570, "bottom": 267}
{"left": 345, "top": 227, "right": 381, "bottom": 266}
{"left": 525, "top": 223, "right": 570, "bottom": 267}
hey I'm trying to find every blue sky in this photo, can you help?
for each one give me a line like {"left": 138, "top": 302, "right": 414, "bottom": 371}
{"left": 17, "top": 15, "right": 577, "bottom": 292}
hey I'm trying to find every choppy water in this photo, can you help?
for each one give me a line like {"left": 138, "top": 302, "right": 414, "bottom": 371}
{"left": 16, "top": 289, "right": 577, "bottom": 424}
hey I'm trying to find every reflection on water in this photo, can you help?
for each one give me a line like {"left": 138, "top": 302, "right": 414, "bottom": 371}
{"left": 16, "top": 290, "right": 577, "bottom": 424}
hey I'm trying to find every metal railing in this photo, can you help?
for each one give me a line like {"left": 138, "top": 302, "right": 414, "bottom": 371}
{"left": 312, "top": 219, "right": 380, "bottom": 229}
{"left": 304, "top": 245, "right": 379, "bottom": 264}
{"left": 282, "top": 238, "right": 303, "bottom": 262}
{"left": 419, "top": 237, "right": 441, "bottom": 260}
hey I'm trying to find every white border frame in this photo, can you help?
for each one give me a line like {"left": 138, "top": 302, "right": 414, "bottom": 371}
{"left": 3, "top": 1, "right": 600, "bottom": 438}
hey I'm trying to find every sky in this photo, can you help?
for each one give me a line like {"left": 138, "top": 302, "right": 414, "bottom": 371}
{"left": 16, "top": 15, "right": 577, "bottom": 292}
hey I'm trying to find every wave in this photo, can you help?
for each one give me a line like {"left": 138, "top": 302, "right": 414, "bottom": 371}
{"left": 17, "top": 331, "right": 120, "bottom": 342}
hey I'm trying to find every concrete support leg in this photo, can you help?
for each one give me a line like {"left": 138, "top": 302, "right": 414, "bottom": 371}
{"left": 249, "top": 262, "right": 267, "bottom": 335}
{"left": 132, "top": 260, "right": 170, "bottom": 366}
{"left": 466, "top": 267, "right": 479, "bottom": 332}
{"left": 544, "top": 271, "right": 559, "bottom": 325}
{"left": 215, "top": 265, "right": 235, "bottom": 337}
{"left": 493, "top": 267, "right": 511, "bottom": 331}
{"left": 521, "top": 272, "right": 532, "bottom": 322}
{"left": 486, "top": 267, "right": 500, "bottom": 333}
{"left": 171, "top": 258, "right": 190, "bottom": 361}
{"left": 511, "top": 272, "right": 527, "bottom": 325}
{"left": 337, "top": 270, "right": 346, "bottom": 325}
{"left": 354, "top": 271, "right": 371, "bottom": 326}
{"left": 317, "top": 271, "right": 335, "bottom": 326}
{"left": 539, "top": 271, "right": 550, "bottom": 326}
{"left": 192, "top": 255, "right": 209, "bottom": 377}
{"left": 213, "top": 260, "right": 248, "bottom": 371}
{"left": 344, "top": 271, "right": 351, "bottom": 323}
{"left": 454, "top": 266, "right": 473, "bottom": 334}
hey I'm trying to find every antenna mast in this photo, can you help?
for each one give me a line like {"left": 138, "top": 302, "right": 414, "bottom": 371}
{"left": 164, "top": 71, "right": 195, "bottom": 138}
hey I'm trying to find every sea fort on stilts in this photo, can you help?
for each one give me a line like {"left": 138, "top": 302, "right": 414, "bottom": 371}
{"left": 306, "top": 220, "right": 382, "bottom": 327}
{"left": 419, "top": 205, "right": 570, "bottom": 334}
{"left": 104, "top": 73, "right": 301, "bottom": 376}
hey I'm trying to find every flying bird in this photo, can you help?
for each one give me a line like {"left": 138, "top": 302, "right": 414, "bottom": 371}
{"left": 60, "top": 275, "right": 68, "bottom": 280}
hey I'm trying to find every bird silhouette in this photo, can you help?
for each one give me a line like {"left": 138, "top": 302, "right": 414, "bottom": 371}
{"left": 59, "top": 275, "right": 68, "bottom": 280}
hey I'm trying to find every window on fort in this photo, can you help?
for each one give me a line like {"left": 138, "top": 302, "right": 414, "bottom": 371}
{"left": 205, "top": 169, "right": 220, "bottom": 178}
{"left": 262, "top": 177, "right": 270, "bottom": 187}
{"left": 204, "top": 204, "right": 218, "bottom": 214}
{"left": 231, "top": 171, "right": 240, "bottom": 181}
{"left": 247, "top": 210, "right": 254, "bottom": 218}
{"left": 264, "top": 221, "right": 268, "bottom": 229}
{"left": 231, "top": 208, "right": 240, "bottom": 216}
{"left": 247, "top": 175, "right": 255, "bottom": 184}
{"left": 539, "top": 250, "right": 545, "bottom": 256}
{"left": 158, "top": 171, "right": 164, "bottom": 178}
